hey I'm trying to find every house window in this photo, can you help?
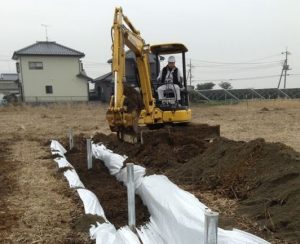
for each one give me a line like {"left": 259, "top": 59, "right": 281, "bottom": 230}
{"left": 29, "top": 62, "right": 43, "bottom": 70}
{"left": 45, "top": 85, "right": 53, "bottom": 94}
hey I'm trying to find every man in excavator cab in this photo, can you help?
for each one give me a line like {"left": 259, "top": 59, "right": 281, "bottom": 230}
{"left": 157, "top": 56, "right": 183, "bottom": 106}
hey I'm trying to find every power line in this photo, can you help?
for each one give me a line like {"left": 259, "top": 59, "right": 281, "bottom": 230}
{"left": 0, "top": 59, "right": 13, "bottom": 62}
{"left": 190, "top": 60, "right": 282, "bottom": 66}
{"left": 190, "top": 53, "right": 282, "bottom": 65}
{"left": 194, "top": 74, "right": 293, "bottom": 82}
{"left": 190, "top": 63, "right": 281, "bottom": 71}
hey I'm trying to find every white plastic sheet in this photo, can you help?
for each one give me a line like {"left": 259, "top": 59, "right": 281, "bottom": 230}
{"left": 137, "top": 222, "right": 165, "bottom": 244}
{"left": 54, "top": 157, "right": 74, "bottom": 168}
{"left": 63, "top": 169, "right": 85, "bottom": 188}
{"left": 90, "top": 222, "right": 117, "bottom": 244}
{"left": 50, "top": 140, "right": 67, "bottom": 157}
{"left": 90, "top": 223, "right": 141, "bottom": 244}
{"left": 92, "top": 144, "right": 127, "bottom": 175}
{"left": 137, "top": 175, "right": 206, "bottom": 244}
{"left": 77, "top": 188, "right": 106, "bottom": 218}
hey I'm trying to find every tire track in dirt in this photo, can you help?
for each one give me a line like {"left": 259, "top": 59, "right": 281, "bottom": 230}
{"left": 0, "top": 140, "right": 21, "bottom": 243}
{"left": 0, "top": 137, "right": 92, "bottom": 243}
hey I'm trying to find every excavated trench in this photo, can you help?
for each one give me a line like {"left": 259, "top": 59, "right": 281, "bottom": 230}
{"left": 63, "top": 137, "right": 150, "bottom": 229}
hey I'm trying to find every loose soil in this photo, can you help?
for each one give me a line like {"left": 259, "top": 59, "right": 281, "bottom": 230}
{"left": 92, "top": 126, "right": 300, "bottom": 244}
{"left": 0, "top": 140, "right": 20, "bottom": 242}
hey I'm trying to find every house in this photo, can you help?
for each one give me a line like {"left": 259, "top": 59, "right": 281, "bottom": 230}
{"left": 93, "top": 50, "right": 159, "bottom": 102}
{"left": 0, "top": 73, "right": 19, "bottom": 95}
{"left": 93, "top": 72, "right": 113, "bottom": 102}
{"left": 12, "top": 41, "right": 92, "bottom": 102}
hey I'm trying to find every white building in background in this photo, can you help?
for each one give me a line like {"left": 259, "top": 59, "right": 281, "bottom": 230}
{"left": 0, "top": 73, "right": 19, "bottom": 95}
{"left": 12, "top": 41, "right": 92, "bottom": 102}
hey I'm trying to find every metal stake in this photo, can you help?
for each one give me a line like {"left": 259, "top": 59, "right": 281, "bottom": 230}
{"left": 87, "top": 138, "right": 93, "bottom": 169}
{"left": 68, "top": 128, "right": 74, "bottom": 150}
{"left": 204, "top": 208, "right": 219, "bottom": 244}
{"left": 127, "top": 163, "right": 136, "bottom": 231}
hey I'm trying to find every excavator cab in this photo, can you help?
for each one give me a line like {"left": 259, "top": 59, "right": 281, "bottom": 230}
{"left": 151, "top": 43, "right": 189, "bottom": 110}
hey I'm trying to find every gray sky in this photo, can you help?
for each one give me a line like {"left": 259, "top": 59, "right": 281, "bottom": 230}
{"left": 1, "top": 0, "right": 299, "bottom": 88}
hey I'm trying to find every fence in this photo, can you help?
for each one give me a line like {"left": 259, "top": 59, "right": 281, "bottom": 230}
{"left": 192, "top": 88, "right": 300, "bottom": 102}
{"left": 24, "top": 96, "right": 89, "bottom": 103}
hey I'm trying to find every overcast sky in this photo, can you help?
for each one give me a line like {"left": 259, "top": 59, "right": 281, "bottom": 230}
{"left": 1, "top": 0, "right": 299, "bottom": 88}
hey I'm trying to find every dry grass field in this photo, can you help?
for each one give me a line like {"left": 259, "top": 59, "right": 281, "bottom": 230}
{"left": 193, "top": 99, "right": 300, "bottom": 152}
{"left": 0, "top": 99, "right": 299, "bottom": 243}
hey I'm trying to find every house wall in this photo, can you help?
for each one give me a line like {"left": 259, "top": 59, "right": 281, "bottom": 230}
{"left": 19, "top": 56, "right": 88, "bottom": 102}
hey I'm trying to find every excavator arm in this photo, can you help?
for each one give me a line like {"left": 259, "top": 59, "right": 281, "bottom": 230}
{"left": 107, "top": 7, "right": 154, "bottom": 136}
{"left": 106, "top": 7, "right": 193, "bottom": 143}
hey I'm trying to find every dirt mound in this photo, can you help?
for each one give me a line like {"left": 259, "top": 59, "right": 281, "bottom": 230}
{"left": 168, "top": 138, "right": 300, "bottom": 240}
{"left": 92, "top": 131, "right": 300, "bottom": 243}
{"left": 93, "top": 124, "right": 219, "bottom": 174}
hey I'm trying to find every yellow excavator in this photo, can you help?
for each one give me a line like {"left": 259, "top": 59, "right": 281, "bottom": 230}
{"left": 106, "top": 7, "right": 219, "bottom": 143}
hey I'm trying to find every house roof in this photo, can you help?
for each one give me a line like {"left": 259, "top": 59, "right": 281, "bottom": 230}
{"left": 93, "top": 72, "right": 113, "bottom": 83}
{"left": 77, "top": 71, "right": 93, "bottom": 81}
{"left": 12, "top": 41, "right": 85, "bottom": 60}
{"left": 0, "top": 73, "right": 18, "bottom": 81}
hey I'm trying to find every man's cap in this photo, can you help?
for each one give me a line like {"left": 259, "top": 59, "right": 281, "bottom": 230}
{"left": 168, "top": 56, "right": 176, "bottom": 63}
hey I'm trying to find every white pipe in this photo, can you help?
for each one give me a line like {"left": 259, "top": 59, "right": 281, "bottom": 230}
{"left": 68, "top": 128, "right": 74, "bottom": 150}
{"left": 87, "top": 138, "right": 93, "bottom": 169}
{"left": 127, "top": 163, "right": 136, "bottom": 230}
{"left": 204, "top": 208, "right": 219, "bottom": 244}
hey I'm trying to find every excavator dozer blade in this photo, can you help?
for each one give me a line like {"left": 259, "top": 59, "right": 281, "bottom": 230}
{"left": 141, "top": 123, "right": 220, "bottom": 144}
{"left": 117, "top": 123, "right": 220, "bottom": 144}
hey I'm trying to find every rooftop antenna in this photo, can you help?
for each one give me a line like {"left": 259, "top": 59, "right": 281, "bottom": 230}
{"left": 41, "top": 24, "right": 49, "bottom": 42}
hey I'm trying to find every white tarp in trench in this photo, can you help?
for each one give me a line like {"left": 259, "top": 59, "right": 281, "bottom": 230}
{"left": 50, "top": 140, "right": 67, "bottom": 157}
{"left": 90, "top": 223, "right": 140, "bottom": 244}
{"left": 92, "top": 143, "right": 270, "bottom": 244}
{"left": 77, "top": 188, "right": 106, "bottom": 218}
{"left": 54, "top": 157, "right": 73, "bottom": 168}
{"left": 63, "top": 169, "right": 85, "bottom": 189}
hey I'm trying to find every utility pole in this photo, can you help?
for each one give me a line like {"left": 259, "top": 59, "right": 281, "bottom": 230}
{"left": 41, "top": 24, "right": 49, "bottom": 42}
{"left": 187, "top": 59, "right": 192, "bottom": 86}
{"left": 277, "top": 48, "right": 291, "bottom": 89}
